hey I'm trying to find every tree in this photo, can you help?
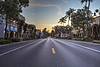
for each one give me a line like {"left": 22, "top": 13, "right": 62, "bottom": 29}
{"left": 53, "top": 25, "right": 73, "bottom": 38}
{"left": 71, "top": 9, "right": 93, "bottom": 38}
{"left": 95, "top": 9, "right": 99, "bottom": 13}
{"left": 23, "top": 23, "right": 28, "bottom": 33}
{"left": 65, "top": 8, "right": 75, "bottom": 25}
{"left": 17, "top": 18, "right": 25, "bottom": 40}
{"left": 28, "top": 24, "right": 36, "bottom": 39}
{"left": 53, "top": 26, "right": 60, "bottom": 36}
{"left": 81, "top": 0, "right": 93, "bottom": 9}
{"left": 0, "top": 1, "right": 4, "bottom": 14}
{"left": 0, "top": 0, "right": 29, "bottom": 39}
{"left": 66, "top": 25, "right": 73, "bottom": 33}
{"left": 81, "top": 0, "right": 93, "bottom": 38}
{"left": 51, "top": 30, "right": 55, "bottom": 37}
{"left": 58, "top": 16, "right": 66, "bottom": 26}
{"left": 42, "top": 28, "right": 49, "bottom": 38}
{"left": 95, "top": 9, "right": 100, "bottom": 16}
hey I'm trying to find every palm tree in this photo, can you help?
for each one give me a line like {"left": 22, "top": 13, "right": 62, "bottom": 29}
{"left": 28, "top": 24, "right": 36, "bottom": 39}
{"left": 53, "top": 26, "right": 60, "bottom": 36}
{"left": 95, "top": 9, "right": 99, "bottom": 13}
{"left": 51, "top": 30, "right": 55, "bottom": 37}
{"left": 81, "top": 0, "right": 93, "bottom": 9}
{"left": 23, "top": 23, "right": 28, "bottom": 33}
{"left": 71, "top": 9, "right": 92, "bottom": 38}
{"left": 58, "top": 16, "right": 66, "bottom": 26}
{"left": 95, "top": 9, "right": 100, "bottom": 16}
{"left": 81, "top": 0, "right": 93, "bottom": 21}
{"left": 81, "top": 0, "right": 93, "bottom": 38}
{"left": 66, "top": 25, "right": 73, "bottom": 35}
{"left": 81, "top": 0, "right": 88, "bottom": 8}
{"left": 17, "top": 20, "right": 25, "bottom": 40}
{"left": 58, "top": 8, "right": 74, "bottom": 30}
{"left": 0, "top": 0, "right": 29, "bottom": 39}
{"left": 66, "top": 8, "right": 75, "bottom": 26}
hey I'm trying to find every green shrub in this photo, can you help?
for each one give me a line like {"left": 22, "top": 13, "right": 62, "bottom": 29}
{"left": 82, "top": 37, "right": 93, "bottom": 42}
{"left": 11, "top": 39, "right": 20, "bottom": 42}
{"left": 0, "top": 39, "right": 12, "bottom": 45}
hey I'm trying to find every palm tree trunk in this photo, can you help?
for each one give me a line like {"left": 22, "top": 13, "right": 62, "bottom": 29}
{"left": 85, "top": 1, "right": 90, "bottom": 38}
{"left": 85, "top": 2, "right": 87, "bottom": 6}
{"left": 82, "top": 23, "right": 85, "bottom": 38}
{"left": 68, "top": 17, "right": 70, "bottom": 26}
{"left": 88, "top": 1, "right": 90, "bottom": 9}
{"left": 63, "top": 23, "right": 64, "bottom": 26}
{"left": 85, "top": 1, "right": 87, "bottom": 8}
{"left": 4, "top": 15, "right": 8, "bottom": 39}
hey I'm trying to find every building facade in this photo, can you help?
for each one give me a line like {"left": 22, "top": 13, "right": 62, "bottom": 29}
{"left": 92, "top": 16, "right": 100, "bottom": 40}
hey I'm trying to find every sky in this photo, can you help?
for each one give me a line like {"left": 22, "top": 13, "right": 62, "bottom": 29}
{"left": 22, "top": 0, "right": 100, "bottom": 30}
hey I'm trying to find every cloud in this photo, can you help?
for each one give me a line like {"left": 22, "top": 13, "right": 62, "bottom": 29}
{"left": 62, "top": 0, "right": 68, "bottom": 3}
{"left": 56, "top": 6, "right": 64, "bottom": 16}
{"left": 30, "top": 2, "right": 57, "bottom": 7}
{"left": 30, "top": 2, "right": 64, "bottom": 16}
{"left": 30, "top": 0, "right": 64, "bottom": 4}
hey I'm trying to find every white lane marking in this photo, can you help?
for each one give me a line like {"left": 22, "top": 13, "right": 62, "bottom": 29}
{"left": 68, "top": 40, "right": 100, "bottom": 46}
{"left": 0, "top": 45, "right": 6, "bottom": 47}
{"left": 0, "top": 39, "right": 45, "bottom": 56}
{"left": 52, "top": 48, "right": 56, "bottom": 54}
{"left": 0, "top": 40, "right": 36, "bottom": 47}
{"left": 73, "top": 43, "right": 100, "bottom": 53}
{"left": 49, "top": 38, "right": 56, "bottom": 54}
{"left": 55, "top": 39, "right": 100, "bottom": 53}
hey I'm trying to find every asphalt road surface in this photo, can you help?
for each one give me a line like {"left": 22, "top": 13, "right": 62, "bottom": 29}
{"left": 0, "top": 38, "right": 100, "bottom": 67}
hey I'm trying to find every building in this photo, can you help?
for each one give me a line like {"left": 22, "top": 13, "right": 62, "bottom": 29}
{"left": 0, "top": 14, "right": 5, "bottom": 39}
{"left": 92, "top": 16, "right": 100, "bottom": 40}
{"left": 93, "top": 16, "right": 100, "bottom": 25}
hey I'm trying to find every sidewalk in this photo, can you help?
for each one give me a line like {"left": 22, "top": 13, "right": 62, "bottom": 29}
{"left": 93, "top": 40, "right": 100, "bottom": 44}
{"left": 72, "top": 38, "right": 100, "bottom": 44}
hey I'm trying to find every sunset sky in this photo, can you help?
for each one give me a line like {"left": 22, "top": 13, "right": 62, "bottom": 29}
{"left": 22, "top": 0, "right": 100, "bottom": 30}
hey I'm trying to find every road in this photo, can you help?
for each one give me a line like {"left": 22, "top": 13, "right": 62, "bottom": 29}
{"left": 0, "top": 38, "right": 100, "bottom": 67}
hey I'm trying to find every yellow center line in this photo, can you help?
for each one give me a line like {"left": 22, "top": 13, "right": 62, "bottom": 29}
{"left": 52, "top": 47, "right": 56, "bottom": 54}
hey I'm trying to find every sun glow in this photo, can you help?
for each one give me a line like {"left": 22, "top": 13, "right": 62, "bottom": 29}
{"left": 36, "top": 20, "right": 71, "bottom": 32}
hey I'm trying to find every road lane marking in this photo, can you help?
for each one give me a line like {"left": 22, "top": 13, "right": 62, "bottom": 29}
{"left": 67, "top": 40, "right": 100, "bottom": 46}
{"left": 0, "top": 40, "right": 35, "bottom": 47}
{"left": 73, "top": 43, "right": 100, "bottom": 53}
{"left": 55, "top": 39, "right": 100, "bottom": 53}
{"left": 0, "top": 39, "right": 45, "bottom": 56}
{"left": 52, "top": 48, "right": 56, "bottom": 54}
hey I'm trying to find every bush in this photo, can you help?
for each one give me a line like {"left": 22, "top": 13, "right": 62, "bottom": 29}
{"left": 11, "top": 39, "right": 20, "bottom": 42}
{"left": 82, "top": 37, "right": 93, "bottom": 42}
{"left": 0, "top": 39, "right": 12, "bottom": 45}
